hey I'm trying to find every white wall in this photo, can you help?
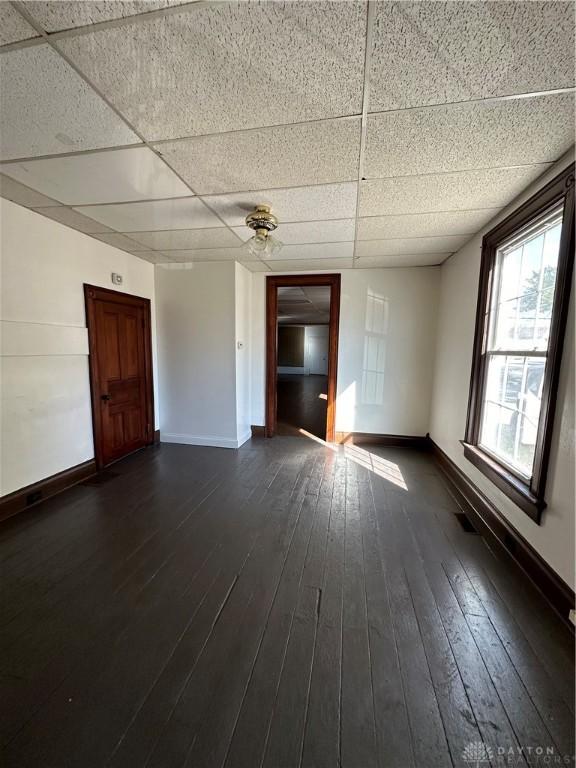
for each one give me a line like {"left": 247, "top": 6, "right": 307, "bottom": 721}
{"left": 155, "top": 261, "right": 243, "bottom": 448}
{"left": 429, "top": 154, "right": 575, "bottom": 589}
{"left": 251, "top": 268, "right": 440, "bottom": 436}
{"left": 0, "top": 198, "right": 158, "bottom": 496}
{"left": 234, "top": 263, "right": 252, "bottom": 445}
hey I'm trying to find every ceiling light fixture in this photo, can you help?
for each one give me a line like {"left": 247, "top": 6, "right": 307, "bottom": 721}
{"left": 243, "top": 204, "right": 282, "bottom": 259}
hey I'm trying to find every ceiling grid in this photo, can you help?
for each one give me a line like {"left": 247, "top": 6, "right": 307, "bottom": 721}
{"left": 0, "top": 0, "right": 574, "bottom": 271}
{"left": 352, "top": 0, "right": 376, "bottom": 268}
{"left": 7, "top": 0, "right": 257, "bottom": 255}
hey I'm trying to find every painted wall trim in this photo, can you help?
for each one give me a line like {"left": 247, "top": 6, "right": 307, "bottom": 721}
{"left": 335, "top": 432, "right": 431, "bottom": 449}
{"left": 0, "top": 459, "right": 97, "bottom": 522}
{"left": 237, "top": 430, "right": 252, "bottom": 448}
{"left": 277, "top": 366, "right": 310, "bottom": 375}
{"left": 161, "top": 433, "right": 249, "bottom": 449}
{"left": 430, "top": 439, "right": 575, "bottom": 628}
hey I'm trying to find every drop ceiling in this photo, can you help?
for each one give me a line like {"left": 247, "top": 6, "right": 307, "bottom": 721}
{"left": 277, "top": 286, "right": 331, "bottom": 325}
{"left": 0, "top": 0, "right": 574, "bottom": 272}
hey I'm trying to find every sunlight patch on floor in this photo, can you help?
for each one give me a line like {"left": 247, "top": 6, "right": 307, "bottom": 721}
{"left": 343, "top": 444, "right": 408, "bottom": 490}
{"left": 297, "top": 430, "right": 408, "bottom": 489}
{"left": 298, "top": 428, "right": 338, "bottom": 451}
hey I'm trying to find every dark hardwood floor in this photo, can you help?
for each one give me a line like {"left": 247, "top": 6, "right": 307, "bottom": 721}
{"left": 277, "top": 374, "right": 328, "bottom": 439}
{"left": 0, "top": 438, "right": 573, "bottom": 768}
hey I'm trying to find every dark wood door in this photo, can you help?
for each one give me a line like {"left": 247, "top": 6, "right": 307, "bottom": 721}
{"left": 85, "top": 285, "right": 154, "bottom": 468}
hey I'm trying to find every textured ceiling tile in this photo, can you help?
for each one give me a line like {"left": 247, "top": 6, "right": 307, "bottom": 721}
{"left": 0, "top": 173, "right": 60, "bottom": 207}
{"left": 157, "top": 118, "right": 360, "bottom": 194}
{"left": 370, "top": 1, "right": 575, "bottom": 111}
{"left": 0, "top": 45, "right": 139, "bottom": 160}
{"left": 24, "top": 1, "right": 192, "bottom": 32}
{"left": 58, "top": 2, "right": 366, "bottom": 139}
{"left": 269, "top": 258, "right": 353, "bottom": 271}
{"left": 355, "top": 236, "right": 466, "bottom": 258}
{"left": 75, "top": 197, "right": 223, "bottom": 231}
{"left": 241, "top": 261, "right": 271, "bottom": 273}
{"left": 163, "top": 244, "right": 355, "bottom": 264}
{"left": 31, "top": 206, "right": 114, "bottom": 233}
{"left": 156, "top": 262, "right": 196, "bottom": 270}
{"left": 163, "top": 248, "right": 240, "bottom": 262}
{"left": 355, "top": 254, "right": 449, "bottom": 268}
{"left": 365, "top": 94, "right": 575, "bottom": 178}
{"left": 1, "top": 147, "right": 190, "bottom": 204}
{"left": 278, "top": 311, "right": 330, "bottom": 324}
{"left": 127, "top": 227, "right": 240, "bottom": 250}
{"left": 358, "top": 210, "right": 500, "bottom": 240}
{"left": 92, "top": 232, "right": 148, "bottom": 251}
{"left": 203, "top": 183, "right": 358, "bottom": 227}
{"left": 302, "top": 286, "right": 331, "bottom": 303}
{"left": 132, "top": 250, "right": 172, "bottom": 264}
{"left": 0, "top": 4, "right": 39, "bottom": 45}
{"left": 233, "top": 218, "right": 355, "bottom": 245}
{"left": 359, "top": 165, "right": 551, "bottom": 217}
{"left": 267, "top": 243, "right": 353, "bottom": 261}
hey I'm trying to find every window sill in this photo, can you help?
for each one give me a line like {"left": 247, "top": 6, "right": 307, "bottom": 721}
{"left": 461, "top": 442, "right": 544, "bottom": 523}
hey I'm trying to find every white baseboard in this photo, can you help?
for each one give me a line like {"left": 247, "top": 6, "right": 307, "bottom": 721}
{"left": 161, "top": 433, "right": 246, "bottom": 449}
{"left": 277, "top": 366, "right": 309, "bottom": 375}
{"left": 236, "top": 430, "right": 252, "bottom": 448}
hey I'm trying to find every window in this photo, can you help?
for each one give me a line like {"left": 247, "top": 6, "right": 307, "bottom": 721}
{"left": 464, "top": 165, "right": 575, "bottom": 522}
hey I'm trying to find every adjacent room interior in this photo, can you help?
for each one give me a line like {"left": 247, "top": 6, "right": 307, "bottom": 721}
{"left": 0, "top": 2, "right": 575, "bottom": 767}
{"left": 268, "top": 276, "right": 339, "bottom": 441}
{"left": 276, "top": 285, "right": 331, "bottom": 438}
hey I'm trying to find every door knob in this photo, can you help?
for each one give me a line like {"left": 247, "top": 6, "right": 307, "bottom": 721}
{"left": 101, "top": 394, "right": 111, "bottom": 401}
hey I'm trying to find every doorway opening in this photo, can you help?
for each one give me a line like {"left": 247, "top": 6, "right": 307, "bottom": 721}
{"left": 84, "top": 284, "right": 155, "bottom": 469}
{"left": 266, "top": 274, "right": 340, "bottom": 441}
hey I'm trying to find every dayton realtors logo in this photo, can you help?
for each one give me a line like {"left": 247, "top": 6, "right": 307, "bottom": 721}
{"left": 463, "top": 742, "right": 493, "bottom": 766}
{"left": 462, "top": 741, "right": 575, "bottom": 766}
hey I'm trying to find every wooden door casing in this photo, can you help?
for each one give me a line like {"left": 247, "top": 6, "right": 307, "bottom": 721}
{"left": 266, "top": 274, "right": 340, "bottom": 442}
{"left": 85, "top": 285, "right": 154, "bottom": 469}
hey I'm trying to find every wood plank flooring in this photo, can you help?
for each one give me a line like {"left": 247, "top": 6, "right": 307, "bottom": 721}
{"left": 0, "top": 438, "right": 573, "bottom": 767}
{"left": 276, "top": 374, "right": 328, "bottom": 439}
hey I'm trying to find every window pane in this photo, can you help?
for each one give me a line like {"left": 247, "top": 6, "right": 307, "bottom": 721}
{"left": 479, "top": 355, "right": 546, "bottom": 477}
{"left": 490, "top": 210, "right": 562, "bottom": 352}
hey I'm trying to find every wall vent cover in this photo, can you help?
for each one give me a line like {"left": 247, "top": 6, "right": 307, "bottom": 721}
{"left": 455, "top": 512, "right": 479, "bottom": 534}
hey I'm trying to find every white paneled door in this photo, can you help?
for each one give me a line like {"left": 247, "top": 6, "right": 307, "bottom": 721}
{"left": 305, "top": 326, "right": 329, "bottom": 376}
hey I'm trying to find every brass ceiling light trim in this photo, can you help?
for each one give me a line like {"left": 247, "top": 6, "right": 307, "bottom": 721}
{"left": 245, "top": 204, "right": 278, "bottom": 234}
{"left": 243, "top": 204, "right": 282, "bottom": 259}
